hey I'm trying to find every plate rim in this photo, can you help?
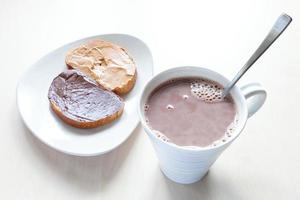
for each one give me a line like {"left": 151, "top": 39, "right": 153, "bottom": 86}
{"left": 16, "top": 33, "right": 153, "bottom": 156}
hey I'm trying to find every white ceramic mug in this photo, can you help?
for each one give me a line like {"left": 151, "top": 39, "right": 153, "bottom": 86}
{"left": 138, "top": 66, "right": 266, "bottom": 184}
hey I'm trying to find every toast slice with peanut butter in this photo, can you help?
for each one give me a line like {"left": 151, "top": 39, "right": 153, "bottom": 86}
{"left": 65, "top": 39, "right": 137, "bottom": 95}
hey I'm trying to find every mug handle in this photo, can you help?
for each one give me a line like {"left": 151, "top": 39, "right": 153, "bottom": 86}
{"left": 240, "top": 83, "right": 267, "bottom": 118}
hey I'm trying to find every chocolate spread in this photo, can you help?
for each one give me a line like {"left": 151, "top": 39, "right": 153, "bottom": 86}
{"left": 48, "top": 70, "right": 124, "bottom": 122}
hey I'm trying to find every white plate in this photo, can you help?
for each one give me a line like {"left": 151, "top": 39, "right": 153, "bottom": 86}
{"left": 17, "top": 34, "right": 153, "bottom": 156}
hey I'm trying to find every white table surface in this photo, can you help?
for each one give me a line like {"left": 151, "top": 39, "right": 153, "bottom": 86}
{"left": 1, "top": 0, "right": 300, "bottom": 199}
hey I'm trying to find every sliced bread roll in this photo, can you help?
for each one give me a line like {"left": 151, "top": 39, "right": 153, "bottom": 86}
{"left": 48, "top": 70, "right": 124, "bottom": 128}
{"left": 65, "top": 39, "right": 137, "bottom": 95}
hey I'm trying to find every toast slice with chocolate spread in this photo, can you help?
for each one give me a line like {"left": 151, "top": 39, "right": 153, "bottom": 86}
{"left": 48, "top": 70, "right": 124, "bottom": 128}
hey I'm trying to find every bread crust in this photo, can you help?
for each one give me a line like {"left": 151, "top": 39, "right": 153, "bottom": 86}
{"left": 50, "top": 100, "right": 124, "bottom": 129}
{"left": 112, "top": 70, "right": 137, "bottom": 95}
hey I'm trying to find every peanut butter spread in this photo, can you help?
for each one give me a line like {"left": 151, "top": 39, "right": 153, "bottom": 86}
{"left": 65, "top": 40, "right": 136, "bottom": 92}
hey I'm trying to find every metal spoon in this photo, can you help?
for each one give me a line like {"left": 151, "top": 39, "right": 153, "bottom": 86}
{"left": 222, "top": 13, "right": 292, "bottom": 98}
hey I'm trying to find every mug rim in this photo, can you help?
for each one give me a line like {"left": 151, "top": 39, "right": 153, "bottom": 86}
{"left": 138, "top": 66, "right": 248, "bottom": 152}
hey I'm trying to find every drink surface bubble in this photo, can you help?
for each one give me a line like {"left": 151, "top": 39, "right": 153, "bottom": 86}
{"left": 190, "top": 80, "right": 223, "bottom": 103}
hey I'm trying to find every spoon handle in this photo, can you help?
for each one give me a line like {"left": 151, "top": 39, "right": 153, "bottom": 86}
{"left": 222, "top": 13, "right": 292, "bottom": 97}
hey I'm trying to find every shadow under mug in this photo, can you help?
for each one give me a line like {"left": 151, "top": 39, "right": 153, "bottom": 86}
{"left": 138, "top": 66, "right": 266, "bottom": 184}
